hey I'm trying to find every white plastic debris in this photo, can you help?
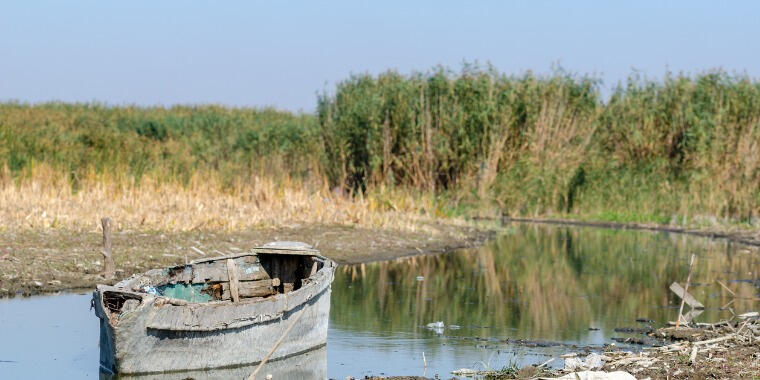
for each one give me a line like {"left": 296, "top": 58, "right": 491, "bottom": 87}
{"left": 142, "top": 285, "right": 160, "bottom": 295}
{"left": 564, "top": 353, "right": 604, "bottom": 371}
{"left": 426, "top": 321, "right": 445, "bottom": 334}
{"left": 451, "top": 368, "right": 477, "bottom": 376}
{"left": 585, "top": 353, "right": 603, "bottom": 369}
{"left": 416, "top": 276, "right": 425, "bottom": 281}
{"left": 564, "top": 357, "right": 584, "bottom": 371}
{"left": 549, "top": 371, "right": 636, "bottom": 380}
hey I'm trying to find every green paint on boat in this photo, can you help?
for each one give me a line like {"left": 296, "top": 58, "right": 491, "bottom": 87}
{"left": 158, "top": 283, "right": 211, "bottom": 303}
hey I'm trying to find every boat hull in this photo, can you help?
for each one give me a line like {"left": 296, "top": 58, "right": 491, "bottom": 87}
{"left": 94, "top": 264, "right": 334, "bottom": 375}
{"left": 99, "top": 345, "right": 328, "bottom": 379}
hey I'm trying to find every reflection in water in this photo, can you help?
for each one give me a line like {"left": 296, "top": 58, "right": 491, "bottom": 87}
{"left": 329, "top": 224, "right": 759, "bottom": 375}
{"left": 100, "top": 346, "right": 326, "bottom": 380}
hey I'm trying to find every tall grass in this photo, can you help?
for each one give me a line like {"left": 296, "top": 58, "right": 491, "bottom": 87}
{"left": 0, "top": 103, "right": 321, "bottom": 190}
{"left": 0, "top": 103, "right": 451, "bottom": 231}
{"left": 2, "top": 66, "right": 759, "bottom": 229}
{"left": 319, "top": 67, "right": 760, "bottom": 223}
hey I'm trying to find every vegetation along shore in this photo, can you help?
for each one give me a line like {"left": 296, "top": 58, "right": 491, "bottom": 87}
{"left": 1, "top": 66, "right": 759, "bottom": 294}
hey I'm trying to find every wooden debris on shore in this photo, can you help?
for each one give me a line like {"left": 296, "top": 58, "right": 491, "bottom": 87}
{"left": 673, "top": 254, "right": 698, "bottom": 329}
{"left": 603, "top": 313, "right": 760, "bottom": 376}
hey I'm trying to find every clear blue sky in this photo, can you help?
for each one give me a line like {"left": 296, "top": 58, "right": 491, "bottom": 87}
{"left": 1, "top": 1, "right": 757, "bottom": 112}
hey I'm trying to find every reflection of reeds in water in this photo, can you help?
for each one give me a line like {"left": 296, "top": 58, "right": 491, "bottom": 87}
{"left": 331, "top": 225, "right": 759, "bottom": 341}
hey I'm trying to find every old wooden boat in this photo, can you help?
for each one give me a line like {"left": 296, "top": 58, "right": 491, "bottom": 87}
{"left": 92, "top": 241, "right": 335, "bottom": 375}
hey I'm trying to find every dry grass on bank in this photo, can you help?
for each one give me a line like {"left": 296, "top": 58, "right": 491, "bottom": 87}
{"left": 0, "top": 166, "right": 461, "bottom": 233}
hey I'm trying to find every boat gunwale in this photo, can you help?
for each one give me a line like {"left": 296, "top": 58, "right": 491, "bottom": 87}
{"left": 97, "top": 255, "right": 335, "bottom": 306}
{"left": 189, "top": 248, "right": 326, "bottom": 265}
{"left": 94, "top": 248, "right": 336, "bottom": 331}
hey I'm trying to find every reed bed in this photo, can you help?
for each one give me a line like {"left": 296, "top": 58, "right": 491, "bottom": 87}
{"left": 319, "top": 67, "right": 760, "bottom": 224}
{"left": 2, "top": 67, "right": 759, "bottom": 230}
{"left": 0, "top": 165, "right": 458, "bottom": 232}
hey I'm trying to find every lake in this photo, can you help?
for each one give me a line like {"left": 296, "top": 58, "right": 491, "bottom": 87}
{"left": 0, "top": 224, "right": 757, "bottom": 379}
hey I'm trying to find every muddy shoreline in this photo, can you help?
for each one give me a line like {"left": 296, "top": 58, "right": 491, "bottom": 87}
{"left": 3, "top": 216, "right": 759, "bottom": 298}
{"left": 505, "top": 217, "right": 760, "bottom": 247}
{"left": 0, "top": 222, "right": 494, "bottom": 297}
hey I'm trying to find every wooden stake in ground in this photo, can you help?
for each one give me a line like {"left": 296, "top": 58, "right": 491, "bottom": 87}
{"left": 101, "top": 217, "right": 115, "bottom": 280}
{"left": 675, "top": 254, "right": 696, "bottom": 329}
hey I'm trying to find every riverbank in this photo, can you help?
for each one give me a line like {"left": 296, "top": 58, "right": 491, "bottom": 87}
{"left": 0, "top": 222, "right": 493, "bottom": 297}
{"left": 505, "top": 217, "right": 760, "bottom": 247}
{"left": 4, "top": 213, "right": 760, "bottom": 297}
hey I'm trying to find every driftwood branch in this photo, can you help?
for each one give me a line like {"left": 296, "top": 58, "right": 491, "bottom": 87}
{"left": 675, "top": 254, "right": 696, "bottom": 329}
{"left": 716, "top": 279, "right": 736, "bottom": 297}
{"left": 101, "top": 217, "right": 115, "bottom": 280}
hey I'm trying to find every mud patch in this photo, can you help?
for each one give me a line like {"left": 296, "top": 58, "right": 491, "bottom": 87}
{"left": 0, "top": 222, "right": 493, "bottom": 296}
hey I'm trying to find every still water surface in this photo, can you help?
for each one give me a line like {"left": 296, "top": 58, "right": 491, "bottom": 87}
{"left": 1, "top": 225, "right": 758, "bottom": 379}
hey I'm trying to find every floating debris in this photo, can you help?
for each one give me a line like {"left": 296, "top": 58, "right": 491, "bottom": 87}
{"left": 426, "top": 321, "right": 444, "bottom": 334}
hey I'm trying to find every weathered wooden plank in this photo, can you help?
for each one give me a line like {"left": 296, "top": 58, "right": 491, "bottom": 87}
{"left": 254, "top": 248, "right": 319, "bottom": 256}
{"left": 167, "top": 266, "right": 193, "bottom": 283}
{"left": 670, "top": 282, "right": 704, "bottom": 309}
{"left": 146, "top": 293, "right": 287, "bottom": 331}
{"left": 191, "top": 263, "right": 227, "bottom": 283}
{"left": 227, "top": 259, "right": 240, "bottom": 303}
{"left": 192, "top": 256, "right": 269, "bottom": 283}
{"left": 222, "top": 279, "right": 276, "bottom": 299}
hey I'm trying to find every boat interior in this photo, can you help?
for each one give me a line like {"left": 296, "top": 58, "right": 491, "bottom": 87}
{"left": 101, "top": 243, "right": 328, "bottom": 314}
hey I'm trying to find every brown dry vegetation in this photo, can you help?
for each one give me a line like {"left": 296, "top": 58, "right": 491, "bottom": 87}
{"left": 0, "top": 165, "right": 459, "bottom": 232}
{"left": 0, "top": 166, "right": 493, "bottom": 296}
